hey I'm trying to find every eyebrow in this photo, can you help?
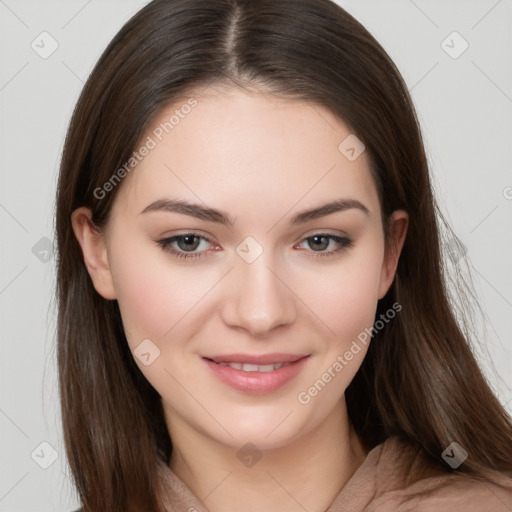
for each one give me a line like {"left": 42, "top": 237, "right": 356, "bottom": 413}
{"left": 140, "top": 198, "right": 370, "bottom": 227}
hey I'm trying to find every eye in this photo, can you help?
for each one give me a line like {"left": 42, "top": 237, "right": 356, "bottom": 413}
{"left": 295, "top": 233, "right": 353, "bottom": 258}
{"left": 156, "top": 232, "right": 353, "bottom": 261}
{"left": 157, "top": 233, "right": 214, "bottom": 260}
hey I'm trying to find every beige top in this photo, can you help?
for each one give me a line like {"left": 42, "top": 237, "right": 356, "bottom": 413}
{"left": 156, "top": 436, "right": 512, "bottom": 511}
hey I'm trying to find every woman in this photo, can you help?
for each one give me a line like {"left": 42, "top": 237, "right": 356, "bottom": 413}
{"left": 56, "top": 0, "right": 512, "bottom": 510}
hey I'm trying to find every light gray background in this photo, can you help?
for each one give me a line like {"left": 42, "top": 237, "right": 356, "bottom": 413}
{"left": 1, "top": 0, "right": 511, "bottom": 510}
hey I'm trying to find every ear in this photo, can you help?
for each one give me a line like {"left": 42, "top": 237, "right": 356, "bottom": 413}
{"left": 71, "top": 207, "right": 117, "bottom": 300}
{"left": 377, "top": 210, "right": 408, "bottom": 300}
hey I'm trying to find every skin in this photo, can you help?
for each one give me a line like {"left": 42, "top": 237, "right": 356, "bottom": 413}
{"left": 72, "top": 84, "right": 408, "bottom": 512}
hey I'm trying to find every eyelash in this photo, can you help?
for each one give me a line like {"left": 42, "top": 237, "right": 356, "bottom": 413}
{"left": 156, "top": 232, "right": 353, "bottom": 260}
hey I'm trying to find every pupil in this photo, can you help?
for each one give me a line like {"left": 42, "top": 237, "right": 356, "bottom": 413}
{"left": 180, "top": 235, "right": 199, "bottom": 251}
{"left": 311, "top": 235, "right": 328, "bottom": 251}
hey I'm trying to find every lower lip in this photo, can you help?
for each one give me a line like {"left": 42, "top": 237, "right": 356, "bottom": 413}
{"left": 203, "top": 356, "right": 311, "bottom": 394}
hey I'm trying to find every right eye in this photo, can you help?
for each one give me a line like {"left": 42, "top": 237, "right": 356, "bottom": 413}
{"left": 156, "top": 233, "right": 216, "bottom": 260}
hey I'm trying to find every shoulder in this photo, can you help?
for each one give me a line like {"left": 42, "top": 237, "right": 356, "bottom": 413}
{"left": 378, "top": 473, "right": 512, "bottom": 512}
{"left": 370, "top": 436, "right": 512, "bottom": 512}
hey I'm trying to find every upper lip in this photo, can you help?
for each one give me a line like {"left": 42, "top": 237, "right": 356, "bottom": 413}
{"left": 203, "top": 353, "right": 310, "bottom": 365}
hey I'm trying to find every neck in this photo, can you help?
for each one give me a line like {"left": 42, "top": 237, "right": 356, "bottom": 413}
{"left": 166, "top": 399, "right": 367, "bottom": 512}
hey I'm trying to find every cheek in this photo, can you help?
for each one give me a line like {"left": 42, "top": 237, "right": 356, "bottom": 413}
{"left": 108, "top": 236, "right": 179, "bottom": 346}
{"left": 306, "top": 242, "right": 384, "bottom": 346}
{"left": 108, "top": 235, "right": 221, "bottom": 349}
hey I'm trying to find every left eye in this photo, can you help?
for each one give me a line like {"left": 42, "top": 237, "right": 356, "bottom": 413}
{"left": 296, "top": 233, "right": 353, "bottom": 256}
{"left": 156, "top": 232, "right": 353, "bottom": 260}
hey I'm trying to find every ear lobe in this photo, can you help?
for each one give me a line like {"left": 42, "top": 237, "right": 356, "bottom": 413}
{"left": 71, "top": 207, "right": 117, "bottom": 300}
{"left": 378, "top": 210, "right": 408, "bottom": 300}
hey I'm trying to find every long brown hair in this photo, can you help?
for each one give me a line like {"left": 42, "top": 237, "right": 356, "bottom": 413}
{"left": 55, "top": 0, "right": 512, "bottom": 510}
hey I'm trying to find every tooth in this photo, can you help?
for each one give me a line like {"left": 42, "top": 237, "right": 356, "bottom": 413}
{"left": 221, "top": 362, "right": 289, "bottom": 372}
{"left": 241, "top": 363, "right": 259, "bottom": 372}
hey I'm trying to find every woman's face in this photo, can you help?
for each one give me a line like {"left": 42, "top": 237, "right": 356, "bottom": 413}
{"left": 74, "top": 85, "right": 407, "bottom": 450}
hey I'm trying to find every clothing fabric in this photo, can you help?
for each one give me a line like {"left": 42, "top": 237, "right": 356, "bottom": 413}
{"left": 156, "top": 436, "right": 512, "bottom": 511}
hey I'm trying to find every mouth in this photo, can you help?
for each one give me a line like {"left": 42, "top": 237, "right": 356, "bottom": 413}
{"left": 201, "top": 353, "right": 311, "bottom": 394}
{"left": 212, "top": 361, "right": 292, "bottom": 372}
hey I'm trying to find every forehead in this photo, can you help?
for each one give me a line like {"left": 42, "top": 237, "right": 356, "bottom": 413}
{"left": 110, "top": 85, "right": 379, "bottom": 221}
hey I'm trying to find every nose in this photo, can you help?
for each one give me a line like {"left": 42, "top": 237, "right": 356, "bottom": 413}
{"left": 220, "top": 250, "right": 297, "bottom": 337}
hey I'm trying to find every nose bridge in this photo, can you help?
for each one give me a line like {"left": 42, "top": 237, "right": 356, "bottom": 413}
{"left": 223, "top": 236, "right": 296, "bottom": 335}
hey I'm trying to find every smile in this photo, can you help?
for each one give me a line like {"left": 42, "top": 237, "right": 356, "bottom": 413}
{"left": 202, "top": 354, "right": 311, "bottom": 394}
{"left": 216, "top": 361, "right": 292, "bottom": 372}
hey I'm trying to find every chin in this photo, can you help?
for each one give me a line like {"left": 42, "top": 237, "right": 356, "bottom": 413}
{"left": 209, "top": 410, "right": 312, "bottom": 452}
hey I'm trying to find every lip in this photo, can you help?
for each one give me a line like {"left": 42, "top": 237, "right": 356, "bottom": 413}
{"left": 204, "top": 353, "right": 309, "bottom": 365}
{"left": 202, "top": 354, "right": 311, "bottom": 394}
